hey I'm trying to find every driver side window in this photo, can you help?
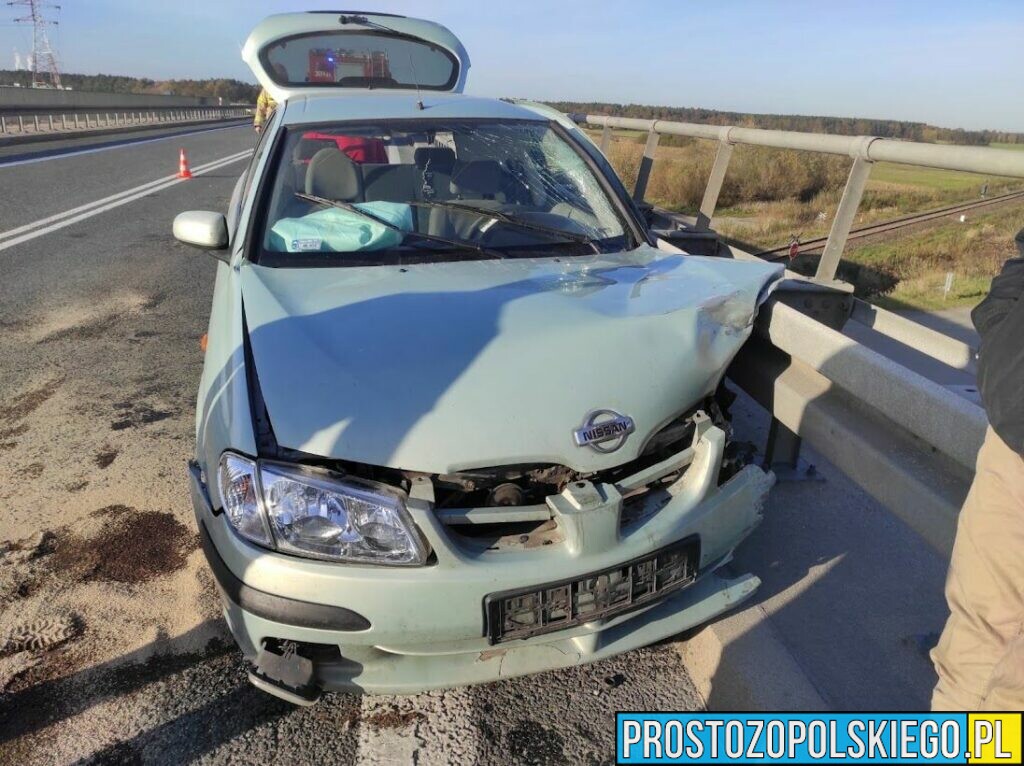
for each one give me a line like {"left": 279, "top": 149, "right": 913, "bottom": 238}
{"left": 234, "top": 108, "right": 282, "bottom": 242}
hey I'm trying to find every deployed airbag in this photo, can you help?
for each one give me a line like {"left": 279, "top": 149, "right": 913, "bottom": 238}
{"left": 269, "top": 202, "right": 413, "bottom": 253}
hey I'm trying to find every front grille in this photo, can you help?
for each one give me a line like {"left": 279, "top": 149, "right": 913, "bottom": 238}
{"left": 483, "top": 536, "right": 700, "bottom": 644}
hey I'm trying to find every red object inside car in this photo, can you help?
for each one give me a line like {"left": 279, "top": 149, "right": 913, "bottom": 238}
{"left": 301, "top": 132, "right": 388, "bottom": 164}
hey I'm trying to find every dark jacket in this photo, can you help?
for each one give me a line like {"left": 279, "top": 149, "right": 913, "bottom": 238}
{"left": 972, "top": 229, "right": 1024, "bottom": 455}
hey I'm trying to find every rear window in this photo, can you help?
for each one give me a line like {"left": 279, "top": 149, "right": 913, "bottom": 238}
{"left": 261, "top": 31, "right": 458, "bottom": 90}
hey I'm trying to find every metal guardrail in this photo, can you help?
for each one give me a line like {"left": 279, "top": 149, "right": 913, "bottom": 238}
{"left": 0, "top": 107, "right": 251, "bottom": 137}
{"left": 582, "top": 113, "right": 1014, "bottom": 555}
{"left": 585, "top": 114, "right": 1024, "bottom": 282}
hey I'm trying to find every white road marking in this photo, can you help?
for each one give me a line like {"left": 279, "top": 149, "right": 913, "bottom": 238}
{"left": 0, "top": 150, "right": 252, "bottom": 241}
{"left": 0, "top": 149, "right": 252, "bottom": 253}
{"left": 0, "top": 123, "right": 250, "bottom": 169}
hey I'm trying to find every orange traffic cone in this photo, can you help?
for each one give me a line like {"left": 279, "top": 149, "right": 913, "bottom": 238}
{"left": 177, "top": 149, "right": 193, "bottom": 179}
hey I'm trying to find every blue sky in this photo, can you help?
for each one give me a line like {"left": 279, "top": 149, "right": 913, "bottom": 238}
{"left": 3, "top": 0, "right": 1023, "bottom": 131}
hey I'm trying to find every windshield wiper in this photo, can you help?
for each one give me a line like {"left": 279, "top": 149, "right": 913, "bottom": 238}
{"left": 407, "top": 200, "right": 602, "bottom": 254}
{"left": 294, "top": 192, "right": 505, "bottom": 260}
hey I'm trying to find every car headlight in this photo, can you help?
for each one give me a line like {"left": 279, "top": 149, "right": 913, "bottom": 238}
{"left": 216, "top": 453, "right": 427, "bottom": 566}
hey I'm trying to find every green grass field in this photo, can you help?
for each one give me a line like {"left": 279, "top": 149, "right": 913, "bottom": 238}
{"left": 868, "top": 162, "right": 1010, "bottom": 193}
{"left": 840, "top": 204, "right": 1024, "bottom": 310}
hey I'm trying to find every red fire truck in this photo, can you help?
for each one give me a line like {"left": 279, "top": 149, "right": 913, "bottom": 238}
{"left": 307, "top": 49, "right": 392, "bottom": 83}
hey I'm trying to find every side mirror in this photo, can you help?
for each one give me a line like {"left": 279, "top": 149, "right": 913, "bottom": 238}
{"left": 173, "top": 211, "right": 229, "bottom": 256}
{"left": 636, "top": 201, "right": 656, "bottom": 228}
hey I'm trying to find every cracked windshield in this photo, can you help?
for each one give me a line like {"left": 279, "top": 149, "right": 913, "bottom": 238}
{"left": 261, "top": 121, "right": 628, "bottom": 262}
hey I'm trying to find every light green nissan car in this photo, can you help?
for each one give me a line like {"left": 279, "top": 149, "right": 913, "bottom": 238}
{"left": 174, "top": 11, "right": 783, "bottom": 705}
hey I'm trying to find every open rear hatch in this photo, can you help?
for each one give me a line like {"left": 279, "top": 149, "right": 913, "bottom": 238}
{"left": 242, "top": 11, "right": 471, "bottom": 103}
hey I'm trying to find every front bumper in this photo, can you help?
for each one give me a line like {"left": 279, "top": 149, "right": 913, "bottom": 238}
{"left": 190, "top": 423, "right": 773, "bottom": 695}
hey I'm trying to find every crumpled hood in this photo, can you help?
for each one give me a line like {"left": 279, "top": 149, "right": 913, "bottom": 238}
{"left": 241, "top": 248, "right": 782, "bottom": 474}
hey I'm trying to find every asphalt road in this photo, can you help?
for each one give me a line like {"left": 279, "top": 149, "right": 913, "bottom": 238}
{"left": 0, "top": 125, "right": 703, "bottom": 765}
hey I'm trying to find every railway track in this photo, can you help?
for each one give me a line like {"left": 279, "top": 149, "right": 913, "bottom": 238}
{"left": 760, "top": 188, "right": 1024, "bottom": 260}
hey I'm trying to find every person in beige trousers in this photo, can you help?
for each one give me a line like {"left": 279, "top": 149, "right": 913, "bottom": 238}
{"left": 932, "top": 231, "right": 1024, "bottom": 711}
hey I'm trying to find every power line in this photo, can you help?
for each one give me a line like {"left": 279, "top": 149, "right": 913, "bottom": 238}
{"left": 7, "top": 0, "right": 61, "bottom": 88}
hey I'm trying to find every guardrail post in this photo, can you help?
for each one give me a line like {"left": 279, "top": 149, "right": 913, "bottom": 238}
{"left": 1, "top": 116, "right": 6, "bottom": 133}
{"left": 61, "top": 114, "right": 67, "bottom": 130}
{"left": 599, "top": 124, "right": 611, "bottom": 154}
{"left": 762, "top": 417, "right": 820, "bottom": 481}
{"left": 48, "top": 115, "right": 53, "bottom": 131}
{"left": 74, "top": 114, "right": 80, "bottom": 129}
{"left": 33, "top": 115, "right": 39, "bottom": 132}
{"left": 18, "top": 116, "right": 24, "bottom": 132}
{"left": 696, "top": 140, "right": 735, "bottom": 230}
{"left": 633, "top": 126, "right": 660, "bottom": 202}
{"left": 815, "top": 156, "right": 873, "bottom": 282}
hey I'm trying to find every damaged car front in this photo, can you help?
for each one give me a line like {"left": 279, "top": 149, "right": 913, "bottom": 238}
{"left": 179, "top": 12, "right": 784, "bottom": 705}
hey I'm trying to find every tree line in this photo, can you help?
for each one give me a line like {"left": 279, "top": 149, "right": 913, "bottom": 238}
{"left": 0, "top": 70, "right": 260, "bottom": 103}
{"left": 547, "top": 101, "right": 1024, "bottom": 146}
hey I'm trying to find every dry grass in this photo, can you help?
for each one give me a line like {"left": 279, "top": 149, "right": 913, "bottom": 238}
{"left": 596, "top": 131, "right": 1024, "bottom": 310}
{"left": 599, "top": 131, "right": 1020, "bottom": 241}
{"left": 605, "top": 139, "right": 849, "bottom": 214}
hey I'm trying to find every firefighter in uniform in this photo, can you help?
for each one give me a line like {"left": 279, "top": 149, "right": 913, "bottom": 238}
{"left": 254, "top": 64, "right": 288, "bottom": 132}
{"left": 253, "top": 88, "right": 276, "bottom": 132}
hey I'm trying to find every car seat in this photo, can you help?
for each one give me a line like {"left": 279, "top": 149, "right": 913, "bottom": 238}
{"left": 305, "top": 148, "right": 365, "bottom": 202}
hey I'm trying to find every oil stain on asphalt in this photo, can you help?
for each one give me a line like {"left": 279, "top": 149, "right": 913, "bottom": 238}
{"left": 48, "top": 506, "right": 191, "bottom": 584}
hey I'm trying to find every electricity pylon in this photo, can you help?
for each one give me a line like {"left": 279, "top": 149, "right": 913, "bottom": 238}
{"left": 8, "top": 0, "right": 62, "bottom": 88}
